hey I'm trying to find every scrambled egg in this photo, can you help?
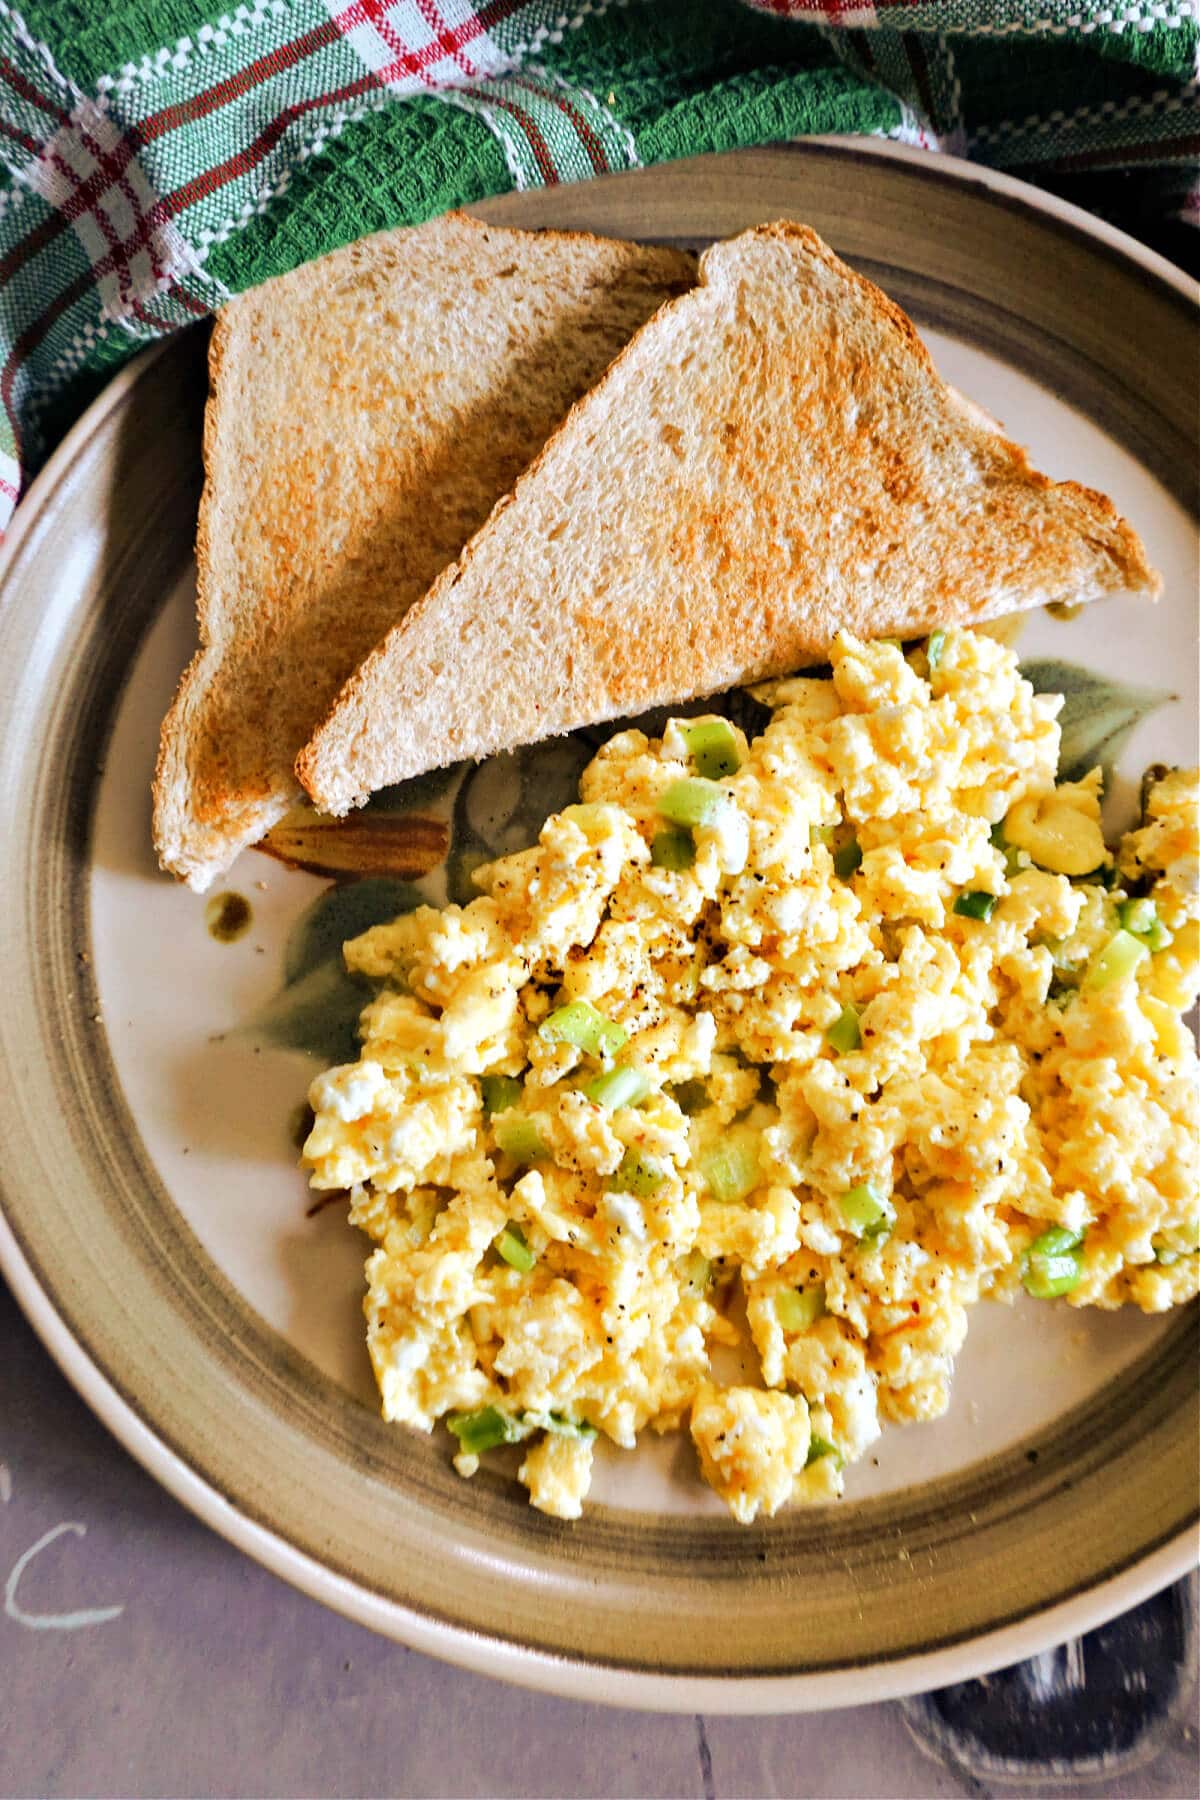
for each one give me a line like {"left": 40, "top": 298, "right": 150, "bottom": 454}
{"left": 302, "top": 630, "right": 1199, "bottom": 1523}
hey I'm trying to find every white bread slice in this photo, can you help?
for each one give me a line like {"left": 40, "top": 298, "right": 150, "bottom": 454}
{"left": 153, "top": 214, "right": 695, "bottom": 889}
{"left": 298, "top": 220, "right": 1160, "bottom": 815}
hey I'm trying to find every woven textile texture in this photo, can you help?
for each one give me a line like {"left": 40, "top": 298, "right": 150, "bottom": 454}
{"left": 0, "top": 0, "right": 1195, "bottom": 531}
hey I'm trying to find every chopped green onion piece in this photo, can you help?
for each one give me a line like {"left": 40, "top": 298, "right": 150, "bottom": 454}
{"left": 1047, "top": 975, "right": 1078, "bottom": 1009}
{"left": 825, "top": 1004, "right": 862, "bottom": 1055}
{"left": 586, "top": 1065, "right": 651, "bottom": 1109}
{"left": 532, "top": 1411, "right": 599, "bottom": 1441}
{"left": 495, "top": 1221, "right": 536, "bottom": 1273}
{"left": 658, "top": 777, "right": 728, "bottom": 829}
{"left": 832, "top": 837, "right": 863, "bottom": 880}
{"left": 682, "top": 1249, "right": 711, "bottom": 1291}
{"left": 539, "top": 999, "right": 627, "bottom": 1060}
{"left": 775, "top": 1285, "right": 826, "bottom": 1331}
{"left": 610, "top": 1147, "right": 666, "bottom": 1198}
{"left": 1022, "top": 1226, "right": 1084, "bottom": 1299}
{"left": 1083, "top": 929, "right": 1149, "bottom": 991}
{"left": 954, "top": 889, "right": 998, "bottom": 922}
{"left": 926, "top": 628, "right": 946, "bottom": 670}
{"left": 678, "top": 945, "right": 705, "bottom": 1003}
{"left": 1027, "top": 1225, "right": 1083, "bottom": 1255}
{"left": 452, "top": 1406, "right": 601, "bottom": 1451}
{"left": 670, "top": 1078, "right": 711, "bottom": 1115}
{"left": 1117, "top": 897, "right": 1173, "bottom": 953}
{"left": 990, "top": 819, "right": 1024, "bottom": 877}
{"left": 446, "top": 1406, "right": 524, "bottom": 1456}
{"left": 701, "top": 1134, "right": 760, "bottom": 1204}
{"left": 493, "top": 1113, "right": 546, "bottom": 1163}
{"left": 805, "top": 1436, "right": 843, "bottom": 1470}
{"left": 552, "top": 1417, "right": 597, "bottom": 1440}
{"left": 1038, "top": 935, "right": 1082, "bottom": 975}
{"left": 684, "top": 719, "right": 741, "bottom": 780}
{"left": 480, "top": 1074, "right": 522, "bottom": 1116}
{"left": 651, "top": 825, "right": 696, "bottom": 871}
{"left": 838, "top": 1182, "right": 894, "bottom": 1240}
{"left": 1152, "top": 1227, "right": 1198, "bottom": 1265}
{"left": 1117, "top": 897, "right": 1155, "bottom": 934}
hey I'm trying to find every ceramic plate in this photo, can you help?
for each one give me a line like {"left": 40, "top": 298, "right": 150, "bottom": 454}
{"left": 0, "top": 142, "right": 1196, "bottom": 1713}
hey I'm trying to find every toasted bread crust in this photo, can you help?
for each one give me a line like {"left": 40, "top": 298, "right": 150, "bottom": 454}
{"left": 297, "top": 220, "right": 1159, "bottom": 814}
{"left": 152, "top": 214, "right": 696, "bottom": 889}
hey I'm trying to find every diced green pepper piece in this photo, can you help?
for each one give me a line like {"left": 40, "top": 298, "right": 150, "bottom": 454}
{"left": 775, "top": 1285, "right": 826, "bottom": 1331}
{"left": 1117, "top": 897, "right": 1173, "bottom": 953}
{"left": 833, "top": 837, "right": 863, "bottom": 880}
{"left": 446, "top": 1406, "right": 524, "bottom": 1456}
{"left": 585, "top": 1065, "right": 651, "bottom": 1109}
{"left": 480, "top": 1074, "right": 522, "bottom": 1117}
{"left": 1022, "top": 1225, "right": 1085, "bottom": 1298}
{"left": 540, "top": 999, "right": 626, "bottom": 1060}
{"left": 701, "top": 1134, "right": 760, "bottom": 1204}
{"left": 954, "top": 889, "right": 998, "bottom": 922}
{"left": 926, "top": 628, "right": 947, "bottom": 670}
{"left": 493, "top": 1113, "right": 547, "bottom": 1162}
{"left": 838, "top": 1182, "right": 894, "bottom": 1241}
{"left": 651, "top": 825, "right": 696, "bottom": 871}
{"left": 610, "top": 1148, "right": 666, "bottom": 1198}
{"left": 1083, "top": 929, "right": 1149, "bottom": 991}
{"left": 805, "top": 1436, "right": 844, "bottom": 1470}
{"left": 825, "top": 1004, "right": 862, "bottom": 1055}
{"left": 684, "top": 719, "right": 741, "bottom": 780}
{"left": 658, "top": 777, "right": 728, "bottom": 829}
{"left": 495, "top": 1221, "right": 537, "bottom": 1273}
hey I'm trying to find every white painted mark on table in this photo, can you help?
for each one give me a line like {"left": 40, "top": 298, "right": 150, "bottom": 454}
{"left": 4, "top": 1522, "right": 125, "bottom": 1630}
{"left": 0, "top": 1463, "right": 12, "bottom": 1505}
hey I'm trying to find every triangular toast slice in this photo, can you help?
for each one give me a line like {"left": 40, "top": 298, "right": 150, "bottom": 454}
{"left": 298, "top": 221, "right": 1159, "bottom": 815}
{"left": 153, "top": 214, "right": 696, "bottom": 889}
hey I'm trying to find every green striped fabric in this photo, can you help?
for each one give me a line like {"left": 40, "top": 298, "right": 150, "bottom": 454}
{"left": 0, "top": 0, "right": 1194, "bottom": 531}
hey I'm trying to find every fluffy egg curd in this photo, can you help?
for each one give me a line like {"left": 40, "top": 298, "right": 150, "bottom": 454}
{"left": 302, "top": 629, "right": 1200, "bottom": 1523}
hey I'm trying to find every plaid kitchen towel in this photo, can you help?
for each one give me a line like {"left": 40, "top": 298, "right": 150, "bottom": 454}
{"left": 0, "top": 0, "right": 1196, "bottom": 534}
